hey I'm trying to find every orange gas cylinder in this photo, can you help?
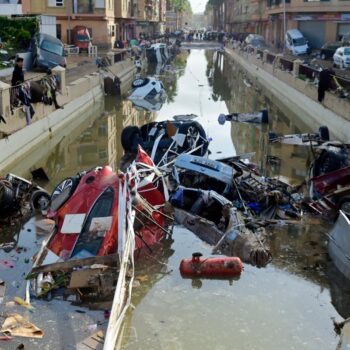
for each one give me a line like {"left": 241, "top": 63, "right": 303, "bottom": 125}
{"left": 179, "top": 252, "right": 243, "bottom": 278}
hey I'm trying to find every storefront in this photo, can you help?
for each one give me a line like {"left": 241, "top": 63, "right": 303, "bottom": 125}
{"left": 293, "top": 13, "right": 350, "bottom": 48}
{"left": 337, "top": 15, "right": 350, "bottom": 41}
{"left": 298, "top": 20, "right": 326, "bottom": 49}
{"left": 118, "top": 19, "right": 136, "bottom": 41}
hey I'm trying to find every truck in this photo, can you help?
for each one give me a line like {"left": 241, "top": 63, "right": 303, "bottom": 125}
{"left": 72, "top": 26, "right": 91, "bottom": 52}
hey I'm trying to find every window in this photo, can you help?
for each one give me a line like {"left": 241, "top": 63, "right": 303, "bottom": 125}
{"left": 48, "top": 0, "right": 64, "bottom": 6}
{"left": 41, "top": 40, "right": 64, "bottom": 56}
{"left": 109, "top": 25, "right": 115, "bottom": 37}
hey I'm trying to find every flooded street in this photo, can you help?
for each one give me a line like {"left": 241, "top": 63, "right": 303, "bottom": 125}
{"left": 1, "top": 48, "right": 348, "bottom": 349}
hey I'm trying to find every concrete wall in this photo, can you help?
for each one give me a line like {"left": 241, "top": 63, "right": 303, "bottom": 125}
{"left": 0, "top": 77, "right": 104, "bottom": 170}
{"left": 226, "top": 45, "right": 350, "bottom": 142}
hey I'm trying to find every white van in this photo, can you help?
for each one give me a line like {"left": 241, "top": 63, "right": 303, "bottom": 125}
{"left": 285, "top": 29, "right": 309, "bottom": 55}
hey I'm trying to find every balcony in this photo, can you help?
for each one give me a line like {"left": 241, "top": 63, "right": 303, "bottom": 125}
{"left": 0, "top": 3, "right": 22, "bottom": 15}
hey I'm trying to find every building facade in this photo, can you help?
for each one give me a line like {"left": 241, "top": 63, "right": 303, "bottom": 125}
{"left": 22, "top": 0, "right": 116, "bottom": 48}
{"left": 224, "top": 0, "right": 350, "bottom": 49}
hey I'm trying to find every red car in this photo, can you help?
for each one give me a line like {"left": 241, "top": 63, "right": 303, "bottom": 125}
{"left": 38, "top": 148, "right": 166, "bottom": 264}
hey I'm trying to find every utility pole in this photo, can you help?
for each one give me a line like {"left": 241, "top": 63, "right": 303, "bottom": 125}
{"left": 283, "top": 0, "right": 286, "bottom": 51}
{"left": 67, "top": 0, "right": 72, "bottom": 44}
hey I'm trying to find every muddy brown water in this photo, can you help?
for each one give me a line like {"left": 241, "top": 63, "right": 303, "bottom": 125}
{"left": 0, "top": 49, "right": 347, "bottom": 349}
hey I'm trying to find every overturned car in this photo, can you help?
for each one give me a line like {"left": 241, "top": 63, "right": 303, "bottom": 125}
{"left": 0, "top": 174, "right": 50, "bottom": 220}
{"left": 120, "top": 119, "right": 209, "bottom": 169}
{"left": 129, "top": 77, "right": 166, "bottom": 102}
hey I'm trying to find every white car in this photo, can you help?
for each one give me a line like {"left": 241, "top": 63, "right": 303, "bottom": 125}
{"left": 333, "top": 47, "right": 350, "bottom": 69}
{"left": 129, "top": 77, "right": 166, "bottom": 103}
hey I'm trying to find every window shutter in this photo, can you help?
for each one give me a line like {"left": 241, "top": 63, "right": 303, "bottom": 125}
{"left": 48, "top": 0, "right": 56, "bottom": 6}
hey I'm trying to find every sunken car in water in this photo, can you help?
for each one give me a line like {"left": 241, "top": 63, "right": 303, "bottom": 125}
{"left": 146, "top": 43, "right": 169, "bottom": 63}
{"left": 170, "top": 187, "right": 272, "bottom": 267}
{"left": 128, "top": 77, "right": 166, "bottom": 105}
{"left": 173, "top": 154, "right": 301, "bottom": 220}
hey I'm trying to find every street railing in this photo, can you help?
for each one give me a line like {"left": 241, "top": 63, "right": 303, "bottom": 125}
{"left": 279, "top": 57, "right": 293, "bottom": 72}
{"left": 299, "top": 64, "right": 318, "bottom": 81}
{"left": 266, "top": 52, "right": 275, "bottom": 64}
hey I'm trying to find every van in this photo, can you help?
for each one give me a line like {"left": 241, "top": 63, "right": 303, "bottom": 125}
{"left": 285, "top": 29, "right": 309, "bottom": 55}
{"left": 31, "top": 33, "right": 66, "bottom": 70}
{"left": 72, "top": 26, "right": 91, "bottom": 51}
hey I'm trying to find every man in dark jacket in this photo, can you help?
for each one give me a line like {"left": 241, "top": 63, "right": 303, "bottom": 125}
{"left": 11, "top": 57, "right": 24, "bottom": 86}
{"left": 318, "top": 68, "right": 333, "bottom": 103}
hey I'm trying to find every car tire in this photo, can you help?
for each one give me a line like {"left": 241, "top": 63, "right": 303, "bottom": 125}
{"left": 318, "top": 126, "right": 330, "bottom": 141}
{"left": 178, "top": 121, "right": 208, "bottom": 156}
{"left": 30, "top": 190, "right": 51, "bottom": 211}
{"left": 339, "top": 197, "right": 350, "bottom": 217}
{"left": 132, "top": 78, "right": 150, "bottom": 88}
{"left": 121, "top": 126, "right": 141, "bottom": 152}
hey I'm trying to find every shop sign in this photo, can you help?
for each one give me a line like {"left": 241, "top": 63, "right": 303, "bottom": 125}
{"left": 293, "top": 13, "right": 340, "bottom": 21}
{"left": 137, "top": 21, "right": 149, "bottom": 27}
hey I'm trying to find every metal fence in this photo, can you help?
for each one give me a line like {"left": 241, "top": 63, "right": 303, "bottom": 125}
{"left": 298, "top": 64, "right": 318, "bottom": 81}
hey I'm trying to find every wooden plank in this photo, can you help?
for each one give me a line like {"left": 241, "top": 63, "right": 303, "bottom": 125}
{"left": 31, "top": 254, "right": 119, "bottom": 275}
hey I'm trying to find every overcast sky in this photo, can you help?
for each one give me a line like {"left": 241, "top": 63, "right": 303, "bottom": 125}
{"left": 190, "top": 0, "right": 206, "bottom": 14}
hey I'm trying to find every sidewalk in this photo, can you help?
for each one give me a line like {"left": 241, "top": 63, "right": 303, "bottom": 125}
{"left": 0, "top": 54, "right": 98, "bottom": 85}
{"left": 225, "top": 47, "right": 350, "bottom": 142}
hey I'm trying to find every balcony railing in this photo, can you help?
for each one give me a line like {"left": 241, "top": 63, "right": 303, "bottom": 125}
{"left": 0, "top": 3, "right": 22, "bottom": 15}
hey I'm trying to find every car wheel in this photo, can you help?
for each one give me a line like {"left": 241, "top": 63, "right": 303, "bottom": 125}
{"left": 121, "top": 126, "right": 141, "bottom": 152}
{"left": 318, "top": 126, "right": 330, "bottom": 141}
{"left": 339, "top": 197, "right": 350, "bottom": 217}
{"left": 30, "top": 190, "right": 51, "bottom": 211}
{"left": 178, "top": 121, "right": 208, "bottom": 156}
{"left": 132, "top": 78, "right": 150, "bottom": 88}
{"left": 50, "top": 177, "right": 79, "bottom": 211}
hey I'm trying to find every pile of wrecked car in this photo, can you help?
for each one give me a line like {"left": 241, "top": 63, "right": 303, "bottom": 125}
{"left": 2, "top": 71, "right": 350, "bottom": 347}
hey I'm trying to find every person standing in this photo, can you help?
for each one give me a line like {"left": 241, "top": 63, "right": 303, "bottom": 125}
{"left": 11, "top": 57, "right": 24, "bottom": 108}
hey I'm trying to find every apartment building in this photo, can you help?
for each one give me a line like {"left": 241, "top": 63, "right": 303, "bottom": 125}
{"left": 22, "top": 0, "right": 116, "bottom": 48}
{"left": 115, "top": 0, "right": 136, "bottom": 40}
{"left": 224, "top": 0, "right": 350, "bottom": 49}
